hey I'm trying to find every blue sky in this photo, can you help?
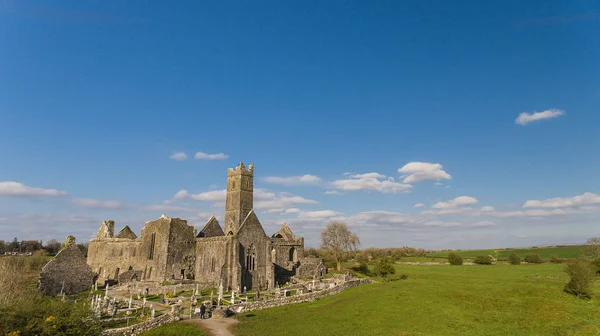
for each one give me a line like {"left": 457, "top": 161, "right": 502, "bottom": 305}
{"left": 1, "top": 0, "right": 599, "bottom": 249}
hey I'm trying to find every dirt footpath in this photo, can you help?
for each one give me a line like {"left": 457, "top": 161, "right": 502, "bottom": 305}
{"left": 183, "top": 317, "right": 239, "bottom": 336}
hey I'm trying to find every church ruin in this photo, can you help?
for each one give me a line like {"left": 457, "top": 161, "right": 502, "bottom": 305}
{"left": 87, "top": 162, "right": 325, "bottom": 291}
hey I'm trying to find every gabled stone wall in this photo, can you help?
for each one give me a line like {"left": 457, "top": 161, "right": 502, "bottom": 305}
{"left": 40, "top": 236, "right": 94, "bottom": 296}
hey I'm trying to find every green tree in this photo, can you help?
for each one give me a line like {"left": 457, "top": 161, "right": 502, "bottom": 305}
{"left": 524, "top": 254, "right": 543, "bottom": 264}
{"left": 321, "top": 221, "right": 360, "bottom": 271}
{"left": 8, "top": 238, "right": 19, "bottom": 253}
{"left": 373, "top": 257, "right": 396, "bottom": 281}
{"left": 508, "top": 253, "right": 521, "bottom": 265}
{"left": 448, "top": 252, "right": 463, "bottom": 265}
{"left": 473, "top": 255, "right": 493, "bottom": 265}
{"left": 564, "top": 259, "right": 597, "bottom": 299}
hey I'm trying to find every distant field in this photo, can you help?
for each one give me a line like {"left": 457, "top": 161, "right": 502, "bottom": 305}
{"left": 427, "top": 245, "right": 586, "bottom": 260}
{"left": 234, "top": 263, "right": 600, "bottom": 336}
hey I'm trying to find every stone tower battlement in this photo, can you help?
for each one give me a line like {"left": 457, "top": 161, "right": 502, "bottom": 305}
{"left": 227, "top": 162, "right": 254, "bottom": 176}
{"left": 224, "top": 162, "right": 254, "bottom": 235}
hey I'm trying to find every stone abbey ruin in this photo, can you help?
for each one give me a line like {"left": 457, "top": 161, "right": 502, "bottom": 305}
{"left": 87, "top": 162, "right": 326, "bottom": 291}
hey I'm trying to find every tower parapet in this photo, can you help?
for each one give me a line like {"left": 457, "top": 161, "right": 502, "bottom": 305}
{"left": 228, "top": 162, "right": 254, "bottom": 177}
{"left": 224, "top": 162, "right": 254, "bottom": 235}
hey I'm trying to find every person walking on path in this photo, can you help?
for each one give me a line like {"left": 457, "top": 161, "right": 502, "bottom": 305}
{"left": 200, "top": 303, "right": 206, "bottom": 320}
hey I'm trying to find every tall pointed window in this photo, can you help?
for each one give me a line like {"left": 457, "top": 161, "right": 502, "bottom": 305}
{"left": 246, "top": 245, "right": 256, "bottom": 271}
{"left": 148, "top": 232, "right": 156, "bottom": 260}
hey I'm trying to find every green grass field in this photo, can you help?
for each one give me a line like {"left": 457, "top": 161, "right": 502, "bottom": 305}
{"left": 427, "top": 245, "right": 586, "bottom": 260}
{"left": 234, "top": 263, "right": 600, "bottom": 336}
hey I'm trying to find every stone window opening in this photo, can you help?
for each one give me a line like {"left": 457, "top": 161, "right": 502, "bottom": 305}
{"left": 148, "top": 232, "right": 156, "bottom": 260}
{"left": 289, "top": 247, "right": 297, "bottom": 262}
{"left": 114, "top": 268, "right": 120, "bottom": 280}
{"left": 246, "top": 245, "right": 256, "bottom": 271}
{"left": 128, "top": 265, "right": 133, "bottom": 271}
{"left": 211, "top": 256, "right": 216, "bottom": 272}
{"left": 147, "top": 267, "right": 153, "bottom": 279}
{"left": 232, "top": 181, "right": 236, "bottom": 189}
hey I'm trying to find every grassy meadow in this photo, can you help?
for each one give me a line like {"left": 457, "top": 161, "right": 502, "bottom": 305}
{"left": 426, "top": 245, "right": 586, "bottom": 260}
{"left": 234, "top": 263, "right": 600, "bottom": 336}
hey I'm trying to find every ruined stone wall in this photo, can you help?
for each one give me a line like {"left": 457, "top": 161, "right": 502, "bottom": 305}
{"left": 165, "top": 218, "right": 196, "bottom": 280}
{"left": 236, "top": 213, "right": 270, "bottom": 290}
{"left": 40, "top": 239, "right": 94, "bottom": 296}
{"left": 295, "top": 257, "right": 326, "bottom": 279}
{"left": 87, "top": 238, "right": 141, "bottom": 282}
{"left": 195, "top": 236, "right": 229, "bottom": 287}
{"left": 100, "top": 311, "right": 179, "bottom": 336}
{"left": 230, "top": 278, "right": 372, "bottom": 313}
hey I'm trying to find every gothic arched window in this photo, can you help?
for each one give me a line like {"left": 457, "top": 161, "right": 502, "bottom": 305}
{"left": 246, "top": 245, "right": 256, "bottom": 271}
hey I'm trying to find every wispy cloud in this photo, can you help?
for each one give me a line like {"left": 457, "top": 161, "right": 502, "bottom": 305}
{"left": 523, "top": 192, "right": 600, "bottom": 209}
{"left": 515, "top": 108, "right": 565, "bottom": 126}
{"left": 331, "top": 173, "right": 411, "bottom": 194}
{"left": 398, "top": 162, "right": 451, "bottom": 183}
{"left": 0, "top": 182, "right": 67, "bottom": 197}
{"left": 263, "top": 174, "right": 322, "bottom": 186}
{"left": 169, "top": 152, "right": 188, "bottom": 161}
{"left": 194, "top": 152, "right": 228, "bottom": 160}
{"left": 432, "top": 196, "right": 478, "bottom": 209}
{"left": 71, "top": 198, "right": 127, "bottom": 209}
{"left": 298, "top": 210, "right": 342, "bottom": 219}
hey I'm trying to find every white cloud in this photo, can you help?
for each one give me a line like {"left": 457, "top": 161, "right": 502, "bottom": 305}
{"left": 142, "top": 204, "right": 200, "bottom": 213}
{"left": 298, "top": 210, "right": 341, "bottom": 219}
{"left": 171, "top": 189, "right": 226, "bottom": 202}
{"left": 471, "top": 220, "right": 496, "bottom": 227}
{"left": 254, "top": 196, "right": 317, "bottom": 210}
{"left": 254, "top": 189, "right": 277, "bottom": 200}
{"left": 264, "top": 208, "right": 300, "bottom": 215}
{"left": 398, "top": 162, "right": 451, "bottom": 183}
{"left": 71, "top": 198, "right": 127, "bottom": 209}
{"left": 0, "top": 182, "right": 67, "bottom": 197}
{"left": 263, "top": 174, "right": 322, "bottom": 186}
{"left": 324, "top": 190, "right": 342, "bottom": 195}
{"left": 523, "top": 192, "right": 600, "bottom": 209}
{"left": 422, "top": 220, "right": 462, "bottom": 227}
{"left": 421, "top": 207, "right": 474, "bottom": 216}
{"left": 169, "top": 152, "right": 188, "bottom": 161}
{"left": 432, "top": 196, "right": 478, "bottom": 209}
{"left": 331, "top": 173, "right": 411, "bottom": 194}
{"left": 515, "top": 108, "right": 565, "bottom": 126}
{"left": 480, "top": 206, "right": 495, "bottom": 212}
{"left": 194, "top": 152, "right": 228, "bottom": 160}
{"left": 414, "top": 203, "right": 425, "bottom": 208}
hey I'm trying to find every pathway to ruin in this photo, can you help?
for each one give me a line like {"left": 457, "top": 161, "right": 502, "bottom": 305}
{"left": 183, "top": 317, "right": 238, "bottom": 336}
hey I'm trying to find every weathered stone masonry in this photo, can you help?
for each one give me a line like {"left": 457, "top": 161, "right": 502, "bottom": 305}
{"left": 87, "top": 162, "right": 325, "bottom": 290}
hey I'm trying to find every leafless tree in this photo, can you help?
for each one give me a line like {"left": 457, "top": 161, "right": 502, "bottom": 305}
{"left": 321, "top": 221, "right": 360, "bottom": 271}
{"left": 584, "top": 237, "right": 600, "bottom": 259}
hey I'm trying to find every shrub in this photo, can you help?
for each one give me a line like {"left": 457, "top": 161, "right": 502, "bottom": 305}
{"left": 508, "top": 253, "right": 521, "bottom": 265}
{"left": 550, "top": 255, "right": 564, "bottom": 264}
{"left": 373, "top": 258, "right": 396, "bottom": 281}
{"left": 473, "top": 255, "right": 493, "bottom": 265}
{"left": 165, "top": 292, "right": 175, "bottom": 299}
{"left": 351, "top": 262, "right": 370, "bottom": 275}
{"left": 563, "top": 259, "right": 597, "bottom": 298}
{"left": 524, "top": 254, "right": 543, "bottom": 264}
{"left": 399, "top": 274, "right": 408, "bottom": 280}
{"left": 447, "top": 253, "right": 463, "bottom": 265}
{"left": 593, "top": 259, "right": 600, "bottom": 274}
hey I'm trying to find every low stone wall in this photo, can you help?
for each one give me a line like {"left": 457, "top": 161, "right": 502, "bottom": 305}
{"left": 100, "top": 312, "right": 179, "bottom": 336}
{"left": 230, "top": 278, "right": 372, "bottom": 314}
